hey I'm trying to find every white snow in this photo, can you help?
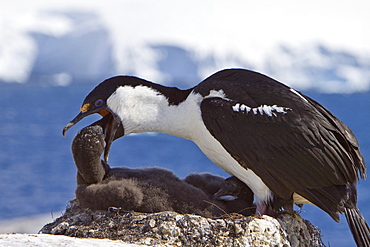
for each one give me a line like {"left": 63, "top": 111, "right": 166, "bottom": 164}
{"left": 0, "top": 213, "right": 62, "bottom": 234}
{"left": 0, "top": 0, "right": 369, "bottom": 93}
{"left": 0, "top": 234, "right": 144, "bottom": 247}
{"left": 0, "top": 10, "right": 72, "bottom": 83}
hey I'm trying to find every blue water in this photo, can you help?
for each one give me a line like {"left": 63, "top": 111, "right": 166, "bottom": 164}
{"left": 0, "top": 83, "right": 369, "bottom": 246}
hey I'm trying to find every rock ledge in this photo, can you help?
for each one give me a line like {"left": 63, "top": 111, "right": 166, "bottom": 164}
{"left": 39, "top": 200, "right": 324, "bottom": 247}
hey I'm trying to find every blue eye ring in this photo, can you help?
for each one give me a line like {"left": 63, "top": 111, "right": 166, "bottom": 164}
{"left": 94, "top": 99, "right": 104, "bottom": 107}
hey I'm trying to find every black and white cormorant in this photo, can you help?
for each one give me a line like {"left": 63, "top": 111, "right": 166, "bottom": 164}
{"left": 63, "top": 68, "right": 369, "bottom": 246}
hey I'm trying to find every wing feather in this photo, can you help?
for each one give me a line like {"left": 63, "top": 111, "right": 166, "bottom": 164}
{"left": 200, "top": 96, "right": 363, "bottom": 214}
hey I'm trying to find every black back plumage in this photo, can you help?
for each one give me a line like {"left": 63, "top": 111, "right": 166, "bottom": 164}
{"left": 195, "top": 69, "right": 369, "bottom": 246}
{"left": 195, "top": 69, "right": 365, "bottom": 217}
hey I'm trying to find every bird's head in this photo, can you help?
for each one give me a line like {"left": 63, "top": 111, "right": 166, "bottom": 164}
{"left": 62, "top": 76, "right": 145, "bottom": 162}
{"left": 63, "top": 75, "right": 188, "bottom": 161}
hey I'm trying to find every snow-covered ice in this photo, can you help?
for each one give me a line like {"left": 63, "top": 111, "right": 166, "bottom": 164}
{"left": 0, "top": 0, "right": 369, "bottom": 93}
{"left": 0, "top": 234, "right": 144, "bottom": 247}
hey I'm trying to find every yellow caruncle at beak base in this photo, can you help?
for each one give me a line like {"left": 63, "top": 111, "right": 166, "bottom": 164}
{"left": 80, "top": 103, "right": 90, "bottom": 113}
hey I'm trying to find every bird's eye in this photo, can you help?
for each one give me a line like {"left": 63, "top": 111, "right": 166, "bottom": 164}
{"left": 94, "top": 99, "right": 104, "bottom": 107}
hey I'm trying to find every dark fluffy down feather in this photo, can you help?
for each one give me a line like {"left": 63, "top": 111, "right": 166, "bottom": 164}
{"left": 72, "top": 125, "right": 255, "bottom": 217}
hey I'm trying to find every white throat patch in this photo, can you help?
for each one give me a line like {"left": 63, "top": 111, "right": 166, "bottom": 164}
{"left": 106, "top": 85, "right": 171, "bottom": 135}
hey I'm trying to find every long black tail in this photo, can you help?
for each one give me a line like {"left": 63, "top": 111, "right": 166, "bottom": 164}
{"left": 345, "top": 207, "right": 370, "bottom": 247}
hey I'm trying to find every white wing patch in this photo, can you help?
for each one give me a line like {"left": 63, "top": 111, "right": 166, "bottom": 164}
{"left": 232, "top": 103, "right": 291, "bottom": 117}
{"left": 290, "top": 88, "right": 308, "bottom": 103}
{"left": 205, "top": 89, "right": 228, "bottom": 99}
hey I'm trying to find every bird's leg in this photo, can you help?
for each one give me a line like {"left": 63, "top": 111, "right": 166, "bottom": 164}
{"left": 255, "top": 203, "right": 267, "bottom": 217}
{"left": 255, "top": 203, "right": 276, "bottom": 217}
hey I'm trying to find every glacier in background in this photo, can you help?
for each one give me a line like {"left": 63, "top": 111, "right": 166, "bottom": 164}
{"left": 1, "top": 10, "right": 370, "bottom": 93}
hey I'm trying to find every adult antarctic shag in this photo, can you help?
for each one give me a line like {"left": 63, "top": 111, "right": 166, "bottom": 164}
{"left": 63, "top": 68, "right": 369, "bottom": 246}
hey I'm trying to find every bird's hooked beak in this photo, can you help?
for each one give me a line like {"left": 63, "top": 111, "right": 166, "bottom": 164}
{"left": 62, "top": 103, "right": 122, "bottom": 162}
